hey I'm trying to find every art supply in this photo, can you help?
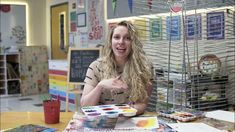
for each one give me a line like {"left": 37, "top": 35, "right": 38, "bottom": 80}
{"left": 115, "top": 116, "right": 159, "bottom": 130}
{"left": 81, "top": 104, "right": 137, "bottom": 119}
{"left": 159, "top": 110, "right": 197, "bottom": 122}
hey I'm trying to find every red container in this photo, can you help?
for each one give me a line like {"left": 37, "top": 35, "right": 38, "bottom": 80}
{"left": 43, "top": 99, "right": 60, "bottom": 124}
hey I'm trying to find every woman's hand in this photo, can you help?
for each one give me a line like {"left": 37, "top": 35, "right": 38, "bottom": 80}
{"left": 97, "top": 75, "right": 128, "bottom": 90}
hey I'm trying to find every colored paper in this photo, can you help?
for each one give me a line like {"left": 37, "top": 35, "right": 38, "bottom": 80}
{"left": 115, "top": 116, "right": 159, "bottom": 129}
{"left": 112, "top": 0, "right": 117, "bottom": 14}
{"left": 166, "top": 16, "right": 181, "bottom": 40}
{"left": 128, "top": 0, "right": 133, "bottom": 13}
{"left": 207, "top": 12, "right": 224, "bottom": 40}
{"left": 149, "top": 17, "right": 162, "bottom": 41}
{"left": 186, "top": 14, "right": 202, "bottom": 40}
{"left": 133, "top": 19, "right": 147, "bottom": 41}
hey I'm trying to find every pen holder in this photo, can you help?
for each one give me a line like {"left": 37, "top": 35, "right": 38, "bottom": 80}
{"left": 43, "top": 99, "right": 60, "bottom": 124}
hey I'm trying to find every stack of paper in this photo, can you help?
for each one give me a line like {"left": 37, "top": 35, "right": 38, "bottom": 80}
{"left": 205, "top": 110, "right": 235, "bottom": 123}
{"left": 167, "top": 123, "right": 223, "bottom": 132}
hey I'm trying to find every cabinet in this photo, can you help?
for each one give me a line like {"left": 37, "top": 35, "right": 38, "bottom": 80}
{"left": 0, "top": 53, "right": 20, "bottom": 96}
{"left": 19, "top": 46, "right": 49, "bottom": 96}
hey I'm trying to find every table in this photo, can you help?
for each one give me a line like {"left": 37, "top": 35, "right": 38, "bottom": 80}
{"left": 1, "top": 111, "right": 234, "bottom": 131}
{"left": 0, "top": 112, "right": 74, "bottom": 131}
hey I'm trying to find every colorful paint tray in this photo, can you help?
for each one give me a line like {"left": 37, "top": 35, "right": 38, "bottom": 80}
{"left": 159, "top": 110, "right": 197, "bottom": 122}
{"left": 81, "top": 104, "right": 137, "bottom": 119}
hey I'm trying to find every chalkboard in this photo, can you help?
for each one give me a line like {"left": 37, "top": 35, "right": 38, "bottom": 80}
{"left": 68, "top": 48, "right": 100, "bottom": 83}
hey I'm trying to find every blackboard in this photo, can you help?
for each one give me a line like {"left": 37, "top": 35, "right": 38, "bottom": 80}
{"left": 68, "top": 48, "right": 100, "bottom": 83}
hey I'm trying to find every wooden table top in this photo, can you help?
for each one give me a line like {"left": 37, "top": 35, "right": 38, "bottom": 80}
{"left": 0, "top": 112, "right": 74, "bottom": 131}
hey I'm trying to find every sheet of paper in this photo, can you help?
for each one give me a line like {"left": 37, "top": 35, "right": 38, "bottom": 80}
{"left": 167, "top": 123, "right": 223, "bottom": 132}
{"left": 115, "top": 116, "right": 159, "bottom": 130}
{"left": 205, "top": 110, "right": 235, "bottom": 123}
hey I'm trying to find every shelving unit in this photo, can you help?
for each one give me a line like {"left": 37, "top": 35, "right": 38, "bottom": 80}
{"left": 0, "top": 53, "right": 21, "bottom": 97}
{"left": 187, "top": 75, "right": 229, "bottom": 111}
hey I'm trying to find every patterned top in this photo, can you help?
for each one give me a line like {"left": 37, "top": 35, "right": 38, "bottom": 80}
{"left": 84, "top": 59, "right": 131, "bottom": 105}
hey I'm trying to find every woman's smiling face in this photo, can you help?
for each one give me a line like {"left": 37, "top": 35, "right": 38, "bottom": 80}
{"left": 111, "top": 25, "right": 132, "bottom": 61}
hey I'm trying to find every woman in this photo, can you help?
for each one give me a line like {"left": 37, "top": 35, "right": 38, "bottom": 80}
{"left": 80, "top": 21, "right": 153, "bottom": 115}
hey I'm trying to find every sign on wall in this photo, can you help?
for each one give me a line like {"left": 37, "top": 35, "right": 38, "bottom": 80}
{"left": 166, "top": 16, "right": 181, "bottom": 40}
{"left": 207, "top": 12, "right": 224, "bottom": 40}
{"left": 0, "top": 4, "right": 26, "bottom": 47}
{"left": 87, "top": 0, "right": 105, "bottom": 45}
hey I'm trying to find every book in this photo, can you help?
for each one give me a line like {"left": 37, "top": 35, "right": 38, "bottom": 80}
{"left": 1, "top": 124, "right": 57, "bottom": 132}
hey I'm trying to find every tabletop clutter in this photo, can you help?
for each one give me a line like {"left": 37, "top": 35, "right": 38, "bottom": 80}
{"left": 62, "top": 103, "right": 235, "bottom": 132}
{"left": 63, "top": 104, "right": 209, "bottom": 131}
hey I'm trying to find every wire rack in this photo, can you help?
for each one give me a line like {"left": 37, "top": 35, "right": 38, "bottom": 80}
{"left": 129, "top": 0, "right": 235, "bottom": 112}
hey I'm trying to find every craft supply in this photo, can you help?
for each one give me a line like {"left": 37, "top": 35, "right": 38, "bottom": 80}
{"left": 159, "top": 110, "right": 197, "bottom": 122}
{"left": 81, "top": 104, "right": 137, "bottom": 118}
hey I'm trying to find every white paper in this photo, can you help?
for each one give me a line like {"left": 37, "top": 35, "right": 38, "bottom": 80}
{"left": 168, "top": 123, "right": 223, "bottom": 132}
{"left": 205, "top": 110, "right": 235, "bottom": 123}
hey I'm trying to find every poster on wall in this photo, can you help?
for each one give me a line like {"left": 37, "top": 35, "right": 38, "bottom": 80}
{"left": 207, "top": 12, "right": 224, "bottom": 40}
{"left": 87, "top": 0, "right": 105, "bottom": 45}
{"left": 149, "top": 17, "right": 162, "bottom": 41}
{"left": 79, "top": 32, "right": 88, "bottom": 47}
{"left": 185, "top": 14, "right": 202, "bottom": 40}
{"left": 0, "top": 4, "right": 26, "bottom": 48}
{"left": 70, "top": 11, "right": 77, "bottom": 32}
{"left": 133, "top": 19, "right": 147, "bottom": 41}
{"left": 166, "top": 16, "right": 181, "bottom": 40}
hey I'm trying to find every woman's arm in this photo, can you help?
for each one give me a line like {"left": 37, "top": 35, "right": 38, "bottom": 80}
{"left": 80, "top": 83, "right": 103, "bottom": 106}
{"left": 80, "top": 76, "right": 128, "bottom": 106}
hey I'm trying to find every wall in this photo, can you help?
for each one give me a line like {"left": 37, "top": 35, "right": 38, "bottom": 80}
{"left": 27, "top": 0, "right": 47, "bottom": 46}
{"left": 107, "top": 0, "right": 232, "bottom": 19}
{"left": 0, "top": 0, "right": 47, "bottom": 47}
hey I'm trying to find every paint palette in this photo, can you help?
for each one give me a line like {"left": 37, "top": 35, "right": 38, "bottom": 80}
{"left": 159, "top": 110, "right": 197, "bottom": 122}
{"left": 81, "top": 104, "right": 137, "bottom": 119}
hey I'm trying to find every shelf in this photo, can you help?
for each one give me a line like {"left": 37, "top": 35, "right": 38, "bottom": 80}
{"left": 0, "top": 53, "right": 20, "bottom": 96}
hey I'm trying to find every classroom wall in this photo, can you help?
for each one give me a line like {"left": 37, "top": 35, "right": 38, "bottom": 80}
{"left": 0, "top": 0, "right": 47, "bottom": 47}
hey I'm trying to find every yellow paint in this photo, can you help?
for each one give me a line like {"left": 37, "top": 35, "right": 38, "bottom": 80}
{"left": 122, "top": 109, "right": 137, "bottom": 113}
{"left": 136, "top": 118, "right": 156, "bottom": 128}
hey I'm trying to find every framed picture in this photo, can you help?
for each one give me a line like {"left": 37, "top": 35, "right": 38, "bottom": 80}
{"left": 166, "top": 16, "right": 181, "bottom": 40}
{"left": 77, "top": 0, "right": 86, "bottom": 13}
{"left": 77, "top": 13, "right": 86, "bottom": 27}
{"left": 185, "top": 14, "right": 202, "bottom": 40}
{"left": 207, "top": 12, "right": 224, "bottom": 40}
{"left": 149, "top": 17, "right": 162, "bottom": 41}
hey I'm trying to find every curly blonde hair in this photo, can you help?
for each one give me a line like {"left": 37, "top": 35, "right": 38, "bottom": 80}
{"left": 99, "top": 21, "right": 152, "bottom": 102}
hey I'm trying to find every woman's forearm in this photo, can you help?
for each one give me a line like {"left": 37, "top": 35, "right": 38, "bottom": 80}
{"left": 80, "top": 85, "right": 102, "bottom": 106}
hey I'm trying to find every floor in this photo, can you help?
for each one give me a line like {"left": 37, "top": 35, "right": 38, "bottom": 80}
{"left": 0, "top": 94, "right": 77, "bottom": 112}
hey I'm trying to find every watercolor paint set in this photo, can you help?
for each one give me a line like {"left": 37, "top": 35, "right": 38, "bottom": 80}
{"left": 159, "top": 110, "right": 198, "bottom": 122}
{"left": 81, "top": 104, "right": 137, "bottom": 119}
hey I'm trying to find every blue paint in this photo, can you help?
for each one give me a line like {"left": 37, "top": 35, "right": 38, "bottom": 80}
{"left": 106, "top": 111, "right": 118, "bottom": 114}
{"left": 85, "top": 110, "right": 97, "bottom": 113}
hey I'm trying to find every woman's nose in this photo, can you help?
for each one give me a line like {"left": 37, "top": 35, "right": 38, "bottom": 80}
{"left": 118, "top": 38, "right": 125, "bottom": 44}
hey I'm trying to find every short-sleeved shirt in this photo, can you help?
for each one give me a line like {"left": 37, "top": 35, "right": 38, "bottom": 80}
{"left": 84, "top": 59, "right": 131, "bottom": 105}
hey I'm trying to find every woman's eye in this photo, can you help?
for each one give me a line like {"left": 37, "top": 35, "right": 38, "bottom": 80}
{"left": 113, "top": 36, "right": 120, "bottom": 39}
{"left": 125, "top": 36, "right": 131, "bottom": 40}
